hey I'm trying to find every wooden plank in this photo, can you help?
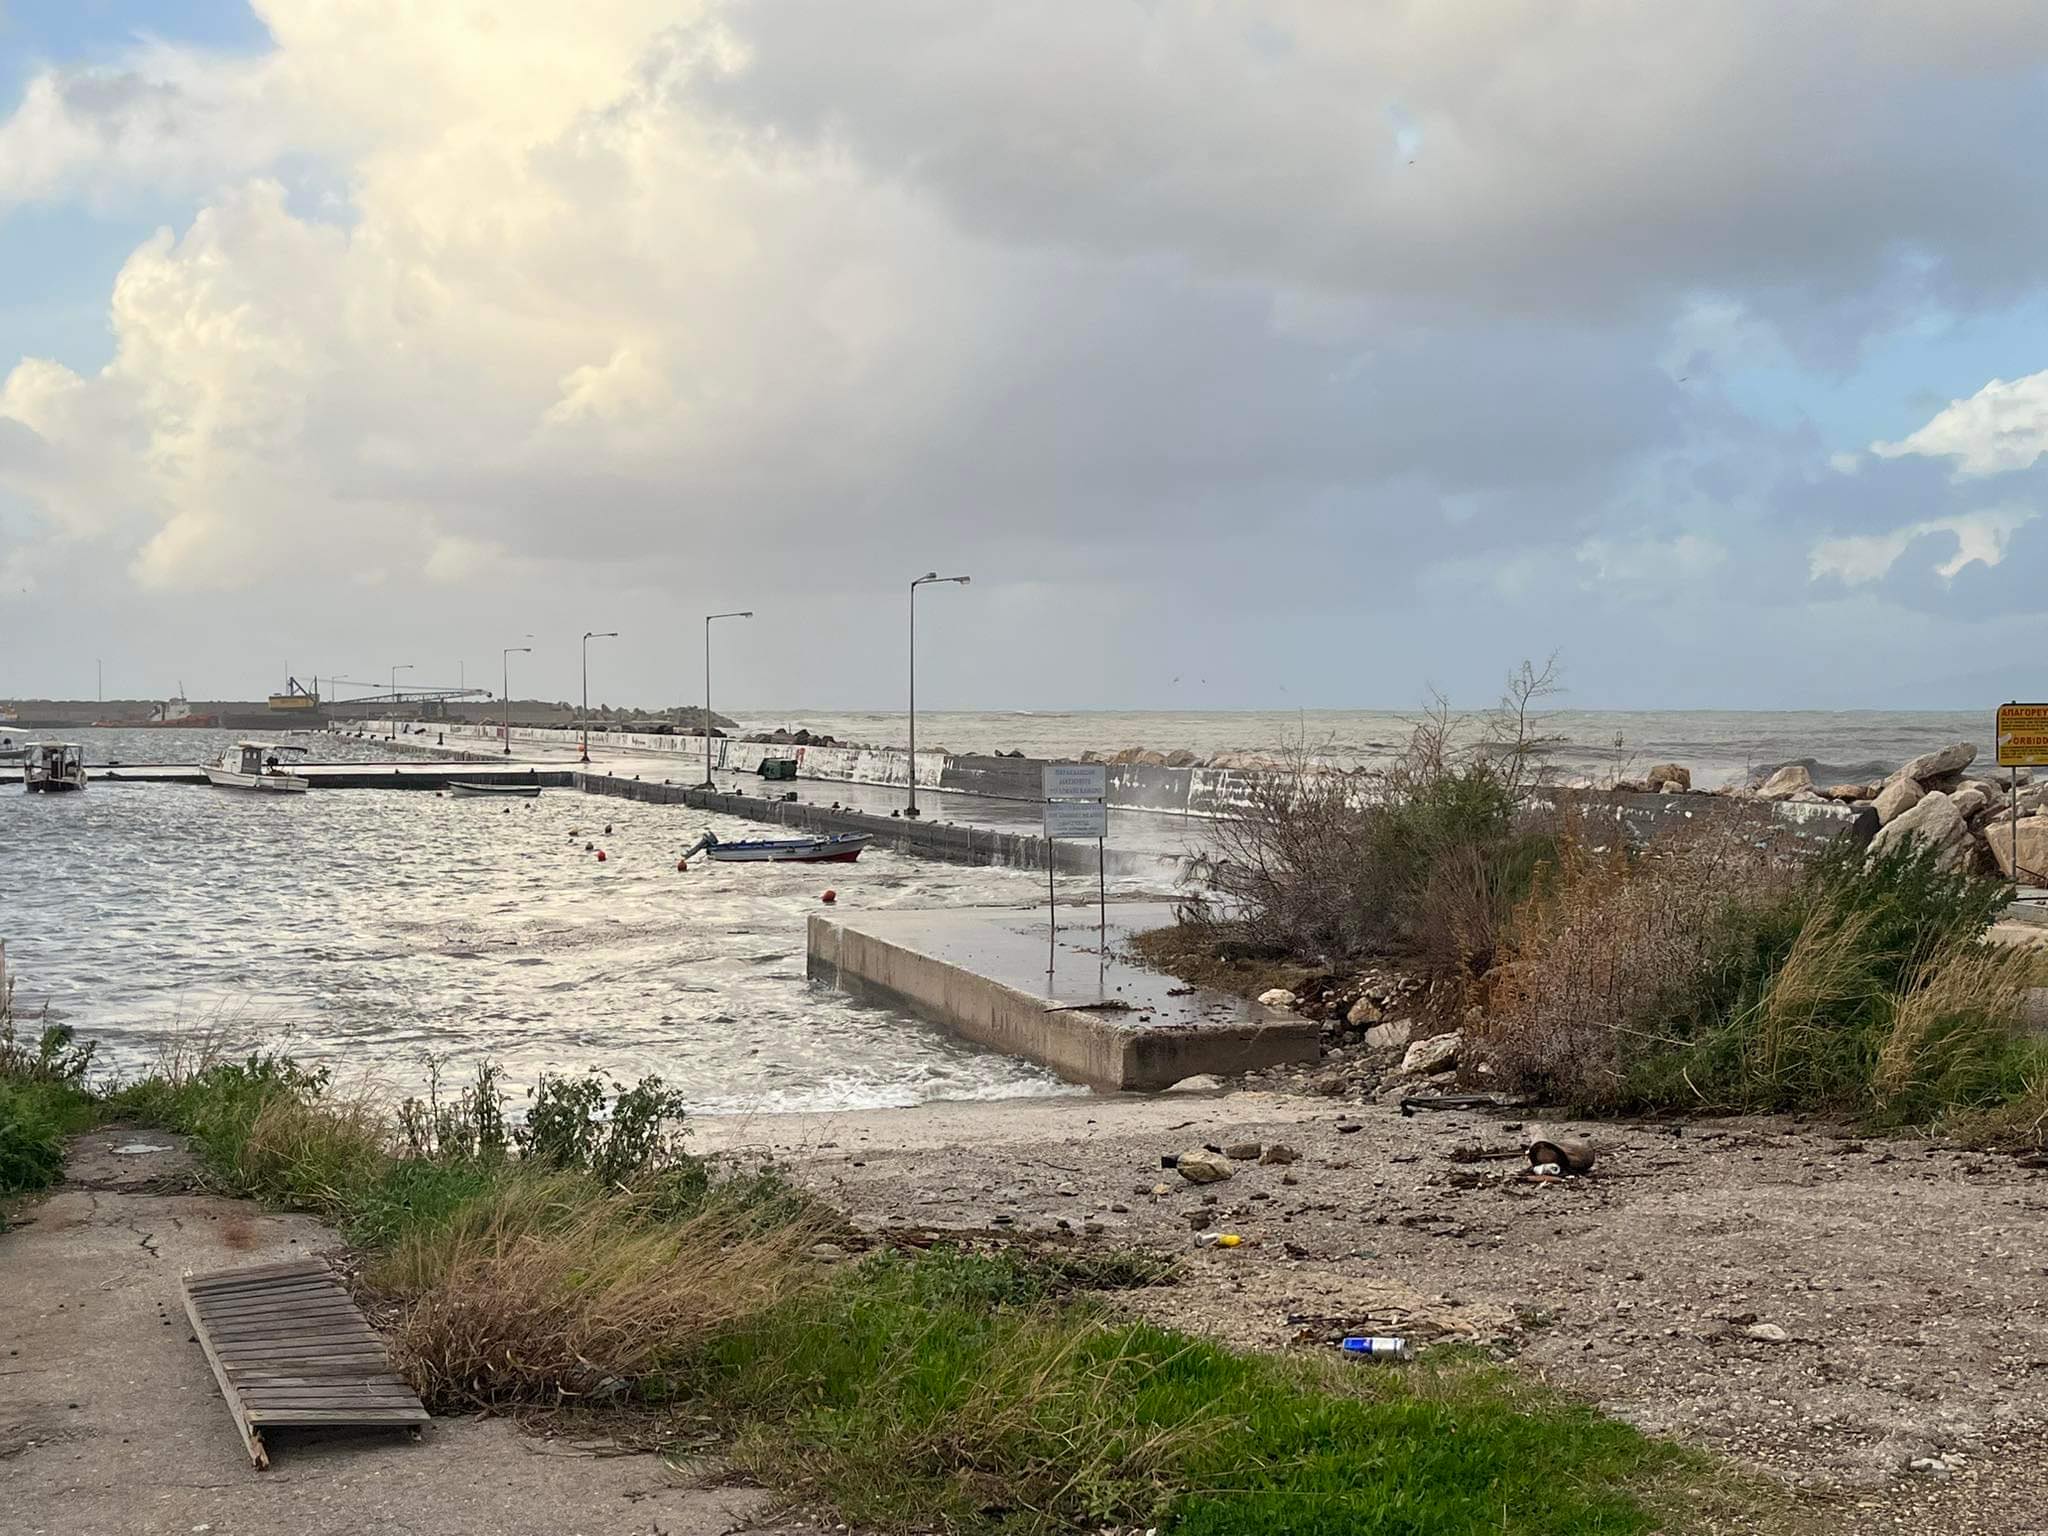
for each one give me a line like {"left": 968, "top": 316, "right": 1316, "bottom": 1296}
{"left": 245, "top": 1407, "right": 430, "bottom": 1426}
{"left": 195, "top": 1301, "right": 367, "bottom": 1327}
{"left": 181, "top": 1279, "right": 268, "bottom": 1470}
{"left": 217, "top": 1346, "right": 391, "bottom": 1365}
{"left": 187, "top": 1260, "right": 331, "bottom": 1289}
{"left": 226, "top": 1362, "right": 401, "bottom": 1381}
{"left": 189, "top": 1269, "right": 337, "bottom": 1295}
{"left": 239, "top": 1390, "right": 425, "bottom": 1408}
{"left": 192, "top": 1281, "right": 348, "bottom": 1310}
{"left": 200, "top": 1314, "right": 378, "bottom": 1338}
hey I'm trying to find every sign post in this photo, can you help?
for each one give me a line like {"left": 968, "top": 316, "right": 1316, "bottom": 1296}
{"left": 1043, "top": 764, "right": 1110, "bottom": 979}
{"left": 1996, "top": 703, "right": 2048, "bottom": 891}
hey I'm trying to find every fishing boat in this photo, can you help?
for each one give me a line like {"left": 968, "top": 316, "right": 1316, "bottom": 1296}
{"left": 448, "top": 780, "right": 542, "bottom": 798}
{"left": 22, "top": 741, "right": 87, "bottom": 792}
{"left": 683, "top": 830, "right": 870, "bottom": 864}
{"left": 205, "top": 741, "right": 309, "bottom": 794}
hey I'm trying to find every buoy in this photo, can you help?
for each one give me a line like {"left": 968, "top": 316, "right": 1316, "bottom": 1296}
{"left": 676, "top": 858, "right": 688, "bottom": 872}
{"left": 604, "top": 824, "right": 612, "bottom": 834}
{"left": 584, "top": 841, "right": 594, "bottom": 851}
{"left": 821, "top": 889, "right": 836, "bottom": 904}
{"left": 596, "top": 850, "right": 607, "bottom": 862}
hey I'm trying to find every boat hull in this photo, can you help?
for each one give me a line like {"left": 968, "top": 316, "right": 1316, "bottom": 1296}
{"left": 23, "top": 778, "right": 85, "bottom": 793}
{"left": 704, "top": 835, "right": 868, "bottom": 864}
{"left": 449, "top": 782, "right": 542, "bottom": 798}
{"left": 205, "top": 766, "right": 309, "bottom": 794}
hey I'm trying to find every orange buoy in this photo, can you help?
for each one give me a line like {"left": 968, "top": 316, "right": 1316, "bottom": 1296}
{"left": 821, "top": 889, "right": 837, "bottom": 904}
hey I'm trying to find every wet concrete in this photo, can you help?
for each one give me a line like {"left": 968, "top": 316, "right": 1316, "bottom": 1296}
{"left": 806, "top": 902, "right": 1318, "bottom": 1089}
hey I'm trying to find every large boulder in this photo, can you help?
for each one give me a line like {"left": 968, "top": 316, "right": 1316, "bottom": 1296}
{"left": 1822, "top": 782, "right": 1880, "bottom": 802}
{"left": 1868, "top": 791, "right": 1973, "bottom": 872}
{"left": 1175, "top": 1148, "right": 1235, "bottom": 1184}
{"left": 1758, "top": 764, "right": 1813, "bottom": 801}
{"left": 1872, "top": 776, "right": 1926, "bottom": 826}
{"left": 1644, "top": 762, "right": 1691, "bottom": 791}
{"left": 1987, "top": 816, "right": 2048, "bottom": 883}
{"left": 1163, "top": 749, "right": 1200, "bottom": 768}
{"left": 1899, "top": 742, "right": 1977, "bottom": 784}
{"left": 1950, "top": 785, "right": 1991, "bottom": 822}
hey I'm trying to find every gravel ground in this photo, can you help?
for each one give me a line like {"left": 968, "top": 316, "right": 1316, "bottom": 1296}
{"left": 700, "top": 1089, "right": 2048, "bottom": 1534}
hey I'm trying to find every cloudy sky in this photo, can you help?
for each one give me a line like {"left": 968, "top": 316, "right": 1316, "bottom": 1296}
{"left": 2, "top": 1, "right": 2046, "bottom": 713}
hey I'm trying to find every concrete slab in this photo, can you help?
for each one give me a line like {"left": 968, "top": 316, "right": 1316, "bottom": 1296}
{"left": 807, "top": 902, "right": 1319, "bottom": 1091}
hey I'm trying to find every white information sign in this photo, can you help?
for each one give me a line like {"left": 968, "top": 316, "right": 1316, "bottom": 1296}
{"left": 1043, "top": 800, "right": 1110, "bottom": 840}
{"left": 1043, "top": 763, "right": 1108, "bottom": 800}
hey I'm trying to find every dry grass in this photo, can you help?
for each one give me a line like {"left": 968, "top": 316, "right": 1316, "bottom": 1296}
{"left": 1873, "top": 941, "right": 2044, "bottom": 1119}
{"left": 375, "top": 1176, "right": 831, "bottom": 1408}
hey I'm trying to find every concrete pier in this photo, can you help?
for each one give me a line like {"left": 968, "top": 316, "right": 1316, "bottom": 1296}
{"left": 806, "top": 902, "right": 1320, "bottom": 1091}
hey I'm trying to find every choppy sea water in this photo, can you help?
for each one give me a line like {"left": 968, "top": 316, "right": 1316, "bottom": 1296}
{"left": 738, "top": 708, "right": 1995, "bottom": 789}
{"left": 4, "top": 729, "right": 1090, "bottom": 1111}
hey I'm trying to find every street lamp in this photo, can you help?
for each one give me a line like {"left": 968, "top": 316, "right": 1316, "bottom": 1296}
{"left": 907, "top": 572, "right": 970, "bottom": 817}
{"left": 702, "top": 610, "right": 753, "bottom": 788}
{"left": 391, "top": 663, "right": 412, "bottom": 731}
{"left": 581, "top": 631, "right": 617, "bottom": 763}
{"left": 501, "top": 641, "right": 532, "bottom": 755}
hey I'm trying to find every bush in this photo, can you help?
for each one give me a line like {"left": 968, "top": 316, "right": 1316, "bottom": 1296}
{"left": 0, "top": 1007, "right": 100, "bottom": 1208}
{"left": 516, "top": 1070, "right": 690, "bottom": 1184}
{"left": 1479, "top": 823, "right": 2043, "bottom": 1130}
{"left": 1190, "top": 661, "right": 1562, "bottom": 991}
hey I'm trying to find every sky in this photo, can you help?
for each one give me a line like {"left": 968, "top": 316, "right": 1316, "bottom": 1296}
{"left": 2, "top": 1, "right": 2047, "bottom": 713}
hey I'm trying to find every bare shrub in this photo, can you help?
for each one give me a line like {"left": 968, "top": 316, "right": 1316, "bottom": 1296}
{"left": 1189, "top": 660, "right": 1563, "bottom": 990}
{"left": 1476, "top": 821, "right": 1798, "bottom": 1107}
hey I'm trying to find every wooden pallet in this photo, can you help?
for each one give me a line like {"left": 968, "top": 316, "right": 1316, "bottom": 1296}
{"left": 181, "top": 1258, "right": 429, "bottom": 1469}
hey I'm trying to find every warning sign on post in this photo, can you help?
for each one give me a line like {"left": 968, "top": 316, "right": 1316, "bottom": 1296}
{"left": 1043, "top": 763, "right": 1108, "bottom": 801}
{"left": 1044, "top": 800, "right": 1109, "bottom": 839}
{"left": 1997, "top": 703, "right": 2048, "bottom": 767}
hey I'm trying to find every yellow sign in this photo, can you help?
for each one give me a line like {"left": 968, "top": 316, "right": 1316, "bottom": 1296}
{"left": 1996, "top": 702, "right": 2048, "bottom": 767}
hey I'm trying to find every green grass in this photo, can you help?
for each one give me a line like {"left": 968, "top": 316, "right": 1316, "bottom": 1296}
{"left": 697, "top": 1249, "right": 1729, "bottom": 1536}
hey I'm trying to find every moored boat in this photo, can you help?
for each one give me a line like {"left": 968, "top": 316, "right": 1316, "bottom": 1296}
{"left": 683, "top": 831, "right": 869, "bottom": 864}
{"left": 205, "top": 741, "right": 309, "bottom": 794}
{"left": 449, "top": 780, "right": 542, "bottom": 798}
{"left": 22, "top": 741, "right": 87, "bottom": 792}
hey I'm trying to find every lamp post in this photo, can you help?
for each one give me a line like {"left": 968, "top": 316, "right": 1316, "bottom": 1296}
{"left": 907, "top": 572, "right": 970, "bottom": 818}
{"left": 702, "top": 610, "right": 753, "bottom": 788}
{"left": 391, "top": 663, "right": 412, "bottom": 733}
{"left": 581, "top": 631, "right": 617, "bottom": 763}
{"left": 501, "top": 642, "right": 532, "bottom": 754}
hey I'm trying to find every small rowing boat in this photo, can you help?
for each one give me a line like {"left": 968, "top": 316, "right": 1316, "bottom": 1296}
{"left": 449, "top": 781, "right": 542, "bottom": 798}
{"left": 683, "top": 831, "right": 869, "bottom": 864}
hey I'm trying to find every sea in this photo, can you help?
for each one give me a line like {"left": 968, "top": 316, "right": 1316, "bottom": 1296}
{"left": 0, "top": 709, "right": 1998, "bottom": 1112}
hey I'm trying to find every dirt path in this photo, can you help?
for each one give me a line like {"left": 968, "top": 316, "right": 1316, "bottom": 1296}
{"left": 700, "top": 1090, "right": 2048, "bottom": 1535}
{"left": 1, "top": 1130, "right": 803, "bottom": 1536}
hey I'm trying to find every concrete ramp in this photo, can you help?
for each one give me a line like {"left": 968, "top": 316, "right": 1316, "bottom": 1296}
{"left": 808, "top": 902, "right": 1320, "bottom": 1090}
{"left": 182, "top": 1259, "right": 428, "bottom": 1468}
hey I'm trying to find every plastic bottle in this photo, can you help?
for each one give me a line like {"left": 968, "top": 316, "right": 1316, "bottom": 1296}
{"left": 1340, "top": 1336, "right": 1411, "bottom": 1360}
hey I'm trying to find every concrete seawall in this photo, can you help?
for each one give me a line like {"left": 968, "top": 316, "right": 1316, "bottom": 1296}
{"left": 575, "top": 772, "right": 1176, "bottom": 877}
{"left": 807, "top": 904, "right": 1320, "bottom": 1091}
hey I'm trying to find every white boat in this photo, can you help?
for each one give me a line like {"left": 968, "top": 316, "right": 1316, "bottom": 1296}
{"left": 683, "top": 830, "right": 870, "bottom": 864}
{"left": 448, "top": 779, "right": 542, "bottom": 798}
{"left": 22, "top": 741, "right": 87, "bottom": 792}
{"left": 206, "top": 741, "right": 310, "bottom": 794}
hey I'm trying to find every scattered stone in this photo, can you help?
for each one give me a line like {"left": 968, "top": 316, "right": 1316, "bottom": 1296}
{"left": 1744, "top": 1322, "right": 1790, "bottom": 1343}
{"left": 1644, "top": 762, "right": 1691, "bottom": 791}
{"left": 1758, "top": 764, "right": 1813, "bottom": 800}
{"left": 1908, "top": 1456, "right": 1953, "bottom": 1476}
{"left": 809, "top": 1242, "right": 848, "bottom": 1261}
{"left": 1165, "top": 1073, "right": 1226, "bottom": 1093}
{"left": 1259, "top": 1144, "right": 1301, "bottom": 1166}
{"left": 1175, "top": 1148, "right": 1235, "bottom": 1184}
{"left": 1257, "top": 988, "right": 1298, "bottom": 1010}
{"left": 1223, "top": 1142, "right": 1263, "bottom": 1161}
{"left": 1363, "top": 1019, "right": 1413, "bottom": 1051}
{"left": 1821, "top": 782, "right": 1878, "bottom": 802}
{"left": 1345, "top": 997, "right": 1382, "bottom": 1027}
{"left": 1399, "top": 1031, "right": 1462, "bottom": 1077}
{"left": 1900, "top": 741, "right": 1976, "bottom": 784}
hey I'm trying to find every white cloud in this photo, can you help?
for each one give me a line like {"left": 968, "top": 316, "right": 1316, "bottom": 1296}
{"left": 1576, "top": 533, "right": 1729, "bottom": 586}
{"left": 1872, "top": 370, "right": 2048, "bottom": 477}
{"left": 1808, "top": 507, "right": 2037, "bottom": 586}
{"left": 1828, "top": 451, "right": 1863, "bottom": 476}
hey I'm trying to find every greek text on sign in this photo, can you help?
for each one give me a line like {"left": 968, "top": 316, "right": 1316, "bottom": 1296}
{"left": 1997, "top": 702, "right": 2048, "bottom": 768}
{"left": 1043, "top": 800, "right": 1109, "bottom": 839}
{"left": 1043, "top": 763, "right": 1108, "bottom": 800}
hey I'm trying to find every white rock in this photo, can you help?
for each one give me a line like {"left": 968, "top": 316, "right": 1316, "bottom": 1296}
{"left": 1399, "top": 1031, "right": 1462, "bottom": 1076}
{"left": 1364, "top": 1019, "right": 1413, "bottom": 1051}
{"left": 1872, "top": 775, "right": 1925, "bottom": 826}
{"left": 1744, "top": 1322, "right": 1789, "bottom": 1343}
{"left": 1165, "top": 1073, "right": 1226, "bottom": 1093}
{"left": 1758, "top": 765, "right": 1812, "bottom": 800}
{"left": 1987, "top": 816, "right": 2048, "bottom": 883}
{"left": 1868, "top": 791, "right": 1973, "bottom": 872}
{"left": 1899, "top": 741, "right": 1976, "bottom": 783}
{"left": 1257, "top": 988, "right": 1298, "bottom": 1009}
{"left": 1949, "top": 785, "right": 1990, "bottom": 821}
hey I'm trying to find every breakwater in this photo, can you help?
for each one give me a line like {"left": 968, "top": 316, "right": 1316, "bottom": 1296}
{"left": 575, "top": 772, "right": 1174, "bottom": 878}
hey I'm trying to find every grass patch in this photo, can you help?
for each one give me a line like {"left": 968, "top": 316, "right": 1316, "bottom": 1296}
{"left": 0, "top": 1000, "right": 101, "bottom": 1223}
{"left": 9, "top": 1024, "right": 1781, "bottom": 1533}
